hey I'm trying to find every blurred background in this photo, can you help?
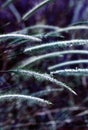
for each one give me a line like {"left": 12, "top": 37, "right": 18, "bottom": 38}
{"left": 0, "top": 0, "right": 88, "bottom": 130}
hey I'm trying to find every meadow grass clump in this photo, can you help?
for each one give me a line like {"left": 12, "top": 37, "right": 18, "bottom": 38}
{"left": 0, "top": 0, "right": 88, "bottom": 130}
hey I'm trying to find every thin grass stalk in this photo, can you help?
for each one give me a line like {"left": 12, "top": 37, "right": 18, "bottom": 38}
{"left": 0, "top": 94, "right": 51, "bottom": 104}
{"left": 23, "top": 50, "right": 88, "bottom": 67}
{"left": 0, "top": 34, "right": 41, "bottom": 42}
{"left": 32, "top": 88, "right": 63, "bottom": 97}
{"left": 24, "top": 39, "right": 88, "bottom": 52}
{"left": 2, "top": 0, "right": 15, "bottom": 8}
{"left": 8, "top": 69, "right": 77, "bottom": 95}
{"left": 22, "top": 0, "right": 54, "bottom": 21}
{"left": 50, "top": 68, "right": 88, "bottom": 76}
{"left": 45, "top": 25, "right": 88, "bottom": 37}
{"left": 49, "top": 60, "right": 88, "bottom": 70}
{"left": 13, "top": 24, "right": 59, "bottom": 34}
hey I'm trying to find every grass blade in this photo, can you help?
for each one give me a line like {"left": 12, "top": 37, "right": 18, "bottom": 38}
{"left": 2, "top": 0, "right": 15, "bottom": 8}
{"left": 49, "top": 60, "right": 88, "bottom": 71}
{"left": 32, "top": 88, "right": 63, "bottom": 97}
{"left": 9, "top": 69, "right": 77, "bottom": 95}
{"left": 0, "top": 33, "right": 41, "bottom": 42}
{"left": 45, "top": 25, "right": 88, "bottom": 37}
{"left": 22, "top": 0, "right": 54, "bottom": 21}
{"left": 23, "top": 50, "right": 88, "bottom": 67}
{"left": 50, "top": 68, "right": 88, "bottom": 76}
{"left": 0, "top": 94, "right": 51, "bottom": 105}
{"left": 13, "top": 24, "right": 59, "bottom": 34}
{"left": 24, "top": 39, "right": 88, "bottom": 52}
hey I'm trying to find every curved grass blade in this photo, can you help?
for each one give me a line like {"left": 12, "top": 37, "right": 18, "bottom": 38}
{"left": 8, "top": 69, "right": 77, "bottom": 95}
{"left": 0, "top": 34, "right": 41, "bottom": 42}
{"left": 8, "top": 38, "right": 29, "bottom": 45}
{"left": 32, "top": 88, "right": 63, "bottom": 97}
{"left": 70, "top": 21, "right": 88, "bottom": 26}
{"left": 24, "top": 39, "right": 88, "bottom": 52}
{"left": 0, "top": 22, "right": 10, "bottom": 29}
{"left": 50, "top": 68, "right": 88, "bottom": 76}
{"left": 22, "top": 50, "right": 88, "bottom": 67}
{"left": 0, "top": 94, "right": 51, "bottom": 105}
{"left": 45, "top": 25, "right": 88, "bottom": 37}
{"left": 22, "top": 0, "right": 54, "bottom": 21}
{"left": 49, "top": 60, "right": 88, "bottom": 71}
{"left": 2, "top": 0, "right": 15, "bottom": 8}
{"left": 76, "top": 110, "right": 88, "bottom": 117}
{"left": 9, "top": 3, "right": 22, "bottom": 23}
{"left": 14, "top": 25, "right": 88, "bottom": 36}
{"left": 13, "top": 24, "right": 59, "bottom": 34}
